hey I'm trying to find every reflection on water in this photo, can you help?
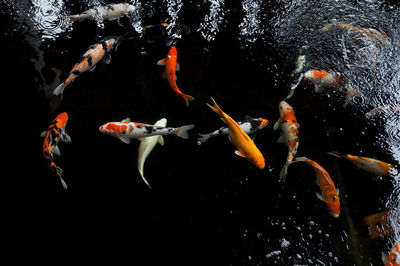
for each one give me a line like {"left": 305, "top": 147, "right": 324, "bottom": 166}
{"left": 238, "top": 0, "right": 264, "bottom": 44}
{"left": 197, "top": 0, "right": 225, "bottom": 42}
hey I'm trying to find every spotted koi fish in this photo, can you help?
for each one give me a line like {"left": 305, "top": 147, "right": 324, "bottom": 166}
{"left": 197, "top": 116, "right": 268, "bottom": 144}
{"left": 53, "top": 36, "right": 120, "bottom": 97}
{"left": 382, "top": 239, "right": 400, "bottom": 266}
{"left": 328, "top": 151, "right": 395, "bottom": 177}
{"left": 273, "top": 101, "right": 300, "bottom": 181}
{"left": 206, "top": 97, "right": 265, "bottom": 169}
{"left": 293, "top": 157, "right": 340, "bottom": 218}
{"left": 304, "top": 69, "right": 357, "bottom": 107}
{"left": 99, "top": 118, "right": 194, "bottom": 144}
{"left": 157, "top": 46, "right": 195, "bottom": 106}
{"left": 68, "top": 3, "right": 135, "bottom": 23}
{"left": 40, "top": 112, "right": 71, "bottom": 190}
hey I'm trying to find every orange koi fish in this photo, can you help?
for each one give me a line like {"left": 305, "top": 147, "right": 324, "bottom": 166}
{"left": 304, "top": 69, "right": 357, "bottom": 107}
{"left": 53, "top": 36, "right": 120, "bottom": 97}
{"left": 328, "top": 151, "right": 395, "bottom": 177}
{"left": 99, "top": 118, "right": 194, "bottom": 144}
{"left": 294, "top": 157, "right": 340, "bottom": 218}
{"left": 382, "top": 239, "right": 400, "bottom": 266}
{"left": 273, "top": 101, "right": 300, "bottom": 181}
{"left": 206, "top": 97, "right": 265, "bottom": 169}
{"left": 157, "top": 46, "right": 195, "bottom": 106}
{"left": 40, "top": 112, "right": 71, "bottom": 190}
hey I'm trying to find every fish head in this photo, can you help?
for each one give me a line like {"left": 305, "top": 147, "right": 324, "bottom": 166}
{"left": 278, "top": 101, "right": 293, "bottom": 117}
{"left": 56, "top": 112, "right": 69, "bottom": 128}
{"left": 326, "top": 194, "right": 341, "bottom": 218}
{"left": 257, "top": 118, "right": 269, "bottom": 129}
{"left": 304, "top": 69, "right": 329, "bottom": 82}
{"left": 99, "top": 122, "right": 120, "bottom": 137}
{"left": 168, "top": 46, "right": 177, "bottom": 58}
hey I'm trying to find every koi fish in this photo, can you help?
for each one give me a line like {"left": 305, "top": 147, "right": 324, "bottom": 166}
{"left": 286, "top": 54, "right": 306, "bottom": 99}
{"left": 137, "top": 118, "right": 167, "bottom": 189}
{"left": 293, "top": 157, "right": 340, "bottom": 218}
{"left": 197, "top": 116, "right": 269, "bottom": 144}
{"left": 157, "top": 46, "right": 195, "bottom": 106}
{"left": 304, "top": 69, "right": 358, "bottom": 107}
{"left": 206, "top": 97, "right": 265, "bottom": 169}
{"left": 328, "top": 151, "right": 395, "bottom": 177}
{"left": 68, "top": 3, "right": 135, "bottom": 23}
{"left": 99, "top": 118, "right": 194, "bottom": 144}
{"left": 53, "top": 36, "right": 120, "bottom": 97}
{"left": 143, "top": 23, "right": 191, "bottom": 46}
{"left": 273, "top": 101, "right": 300, "bottom": 181}
{"left": 382, "top": 239, "right": 400, "bottom": 266}
{"left": 40, "top": 112, "right": 71, "bottom": 190}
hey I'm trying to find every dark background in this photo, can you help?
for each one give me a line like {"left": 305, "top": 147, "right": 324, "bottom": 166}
{"left": 2, "top": 0, "right": 399, "bottom": 265}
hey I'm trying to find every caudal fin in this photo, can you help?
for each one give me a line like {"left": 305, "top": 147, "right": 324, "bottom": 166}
{"left": 197, "top": 133, "right": 211, "bottom": 144}
{"left": 279, "top": 162, "right": 291, "bottom": 182}
{"left": 206, "top": 97, "right": 224, "bottom": 117}
{"left": 175, "top": 124, "right": 195, "bottom": 139}
{"left": 182, "top": 94, "right": 195, "bottom": 107}
{"left": 53, "top": 82, "right": 66, "bottom": 97}
{"left": 327, "top": 151, "right": 345, "bottom": 158}
{"left": 54, "top": 165, "right": 67, "bottom": 190}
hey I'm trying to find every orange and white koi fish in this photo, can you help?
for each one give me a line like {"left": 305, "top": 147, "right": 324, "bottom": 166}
{"left": 206, "top": 97, "right": 265, "bottom": 169}
{"left": 40, "top": 112, "right": 71, "bottom": 190}
{"left": 328, "top": 151, "right": 395, "bottom": 177}
{"left": 382, "top": 239, "right": 400, "bottom": 266}
{"left": 137, "top": 118, "right": 167, "bottom": 189}
{"left": 68, "top": 3, "right": 135, "bottom": 23}
{"left": 304, "top": 69, "right": 357, "bottom": 107}
{"left": 53, "top": 36, "right": 120, "bottom": 97}
{"left": 273, "top": 101, "right": 300, "bottom": 181}
{"left": 99, "top": 118, "right": 194, "bottom": 144}
{"left": 157, "top": 46, "right": 195, "bottom": 106}
{"left": 293, "top": 157, "right": 340, "bottom": 218}
{"left": 197, "top": 116, "right": 268, "bottom": 144}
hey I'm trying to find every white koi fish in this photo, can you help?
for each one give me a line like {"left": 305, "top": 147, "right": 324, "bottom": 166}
{"left": 137, "top": 118, "right": 167, "bottom": 189}
{"left": 68, "top": 3, "right": 135, "bottom": 23}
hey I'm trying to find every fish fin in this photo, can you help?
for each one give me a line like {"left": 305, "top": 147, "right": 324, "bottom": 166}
{"left": 122, "top": 118, "right": 131, "bottom": 122}
{"left": 59, "top": 176, "right": 68, "bottom": 190}
{"left": 53, "top": 146, "right": 61, "bottom": 156}
{"left": 279, "top": 162, "right": 291, "bottom": 181}
{"left": 158, "top": 135, "right": 164, "bottom": 146}
{"left": 277, "top": 135, "right": 285, "bottom": 144}
{"left": 176, "top": 63, "right": 180, "bottom": 72}
{"left": 175, "top": 124, "right": 195, "bottom": 139}
{"left": 273, "top": 119, "right": 281, "bottom": 130}
{"left": 235, "top": 150, "right": 246, "bottom": 158}
{"left": 157, "top": 58, "right": 167, "bottom": 66}
{"left": 53, "top": 82, "right": 66, "bottom": 96}
{"left": 381, "top": 252, "right": 388, "bottom": 264}
{"left": 40, "top": 131, "right": 47, "bottom": 138}
{"left": 103, "top": 53, "right": 111, "bottom": 64}
{"left": 316, "top": 192, "right": 325, "bottom": 202}
{"left": 197, "top": 133, "right": 211, "bottom": 144}
{"left": 314, "top": 85, "right": 322, "bottom": 93}
{"left": 182, "top": 94, "right": 195, "bottom": 107}
{"left": 119, "top": 137, "right": 131, "bottom": 144}
{"left": 162, "top": 72, "right": 167, "bottom": 79}
{"left": 206, "top": 97, "right": 225, "bottom": 118}
{"left": 336, "top": 188, "right": 339, "bottom": 195}
{"left": 60, "top": 131, "right": 72, "bottom": 143}
{"left": 327, "top": 151, "right": 344, "bottom": 158}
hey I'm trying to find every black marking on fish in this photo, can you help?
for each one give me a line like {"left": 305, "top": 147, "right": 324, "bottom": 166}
{"left": 145, "top": 126, "right": 154, "bottom": 134}
{"left": 101, "top": 41, "right": 108, "bottom": 51}
{"left": 87, "top": 55, "right": 93, "bottom": 66}
{"left": 249, "top": 119, "right": 261, "bottom": 129}
{"left": 106, "top": 4, "right": 115, "bottom": 11}
{"left": 72, "top": 70, "right": 81, "bottom": 75}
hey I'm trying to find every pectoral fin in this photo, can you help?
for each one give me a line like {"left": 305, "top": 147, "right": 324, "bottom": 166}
{"left": 277, "top": 135, "right": 285, "bottom": 144}
{"left": 122, "top": 118, "right": 131, "bottom": 122}
{"left": 235, "top": 150, "right": 246, "bottom": 158}
{"left": 176, "top": 63, "right": 180, "bottom": 72}
{"left": 157, "top": 58, "right": 167, "bottom": 66}
{"left": 158, "top": 136, "right": 164, "bottom": 146}
{"left": 103, "top": 53, "right": 111, "bottom": 64}
{"left": 119, "top": 137, "right": 131, "bottom": 144}
{"left": 53, "top": 145, "right": 61, "bottom": 156}
{"left": 161, "top": 72, "right": 167, "bottom": 79}
{"left": 315, "top": 192, "right": 325, "bottom": 202}
{"left": 273, "top": 119, "right": 281, "bottom": 130}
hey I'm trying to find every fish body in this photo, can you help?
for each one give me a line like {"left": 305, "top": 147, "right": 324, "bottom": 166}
{"left": 382, "top": 239, "right": 400, "bottom": 266}
{"left": 68, "top": 3, "right": 135, "bottom": 23}
{"left": 328, "top": 151, "right": 395, "bottom": 176}
{"left": 198, "top": 116, "right": 268, "bottom": 144}
{"left": 206, "top": 98, "right": 265, "bottom": 169}
{"left": 157, "top": 46, "right": 195, "bottom": 106}
{"left": 137, "top": 118, "right": 167, "bottom": 188}
{"left": 53, "top": 36, "right": 119, "bottom": 97}
{"left": 273, "top": 101, "right": 300, "bottom": 181}
{"left": 99, "top": 118, "right": 194, "bottom": 144}
{"left": 294, "top": 157, "right": 340, "bottom": 218}
{"left": 40, "top": 112, "right": 71, "bottom": 190}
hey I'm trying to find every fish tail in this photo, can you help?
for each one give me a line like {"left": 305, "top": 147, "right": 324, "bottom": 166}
{"left": 197, "top": 133, "right": 211, "bottom": 144}
{"left": 182, "top": 94, "right": 195, "bottom": 107}
{"left": 327, "top": 151, "right": 344, "bottom": 158}
{"left": 279, "top": 161, "right": 291, "bottom": 181}
{"left": 138, "top": 170, "right": 152, "bottom": 189}
{"left": 51, "top": 162, "right": 67, "bottom": 190}
{"left": 59, "top": 176, "right": 68, "bottom": 190}
{"left": 67, "top": 15, "right": 82, "bottom": 23}
{"left": 206, "top": 97, "right": 224, "bottom": 117}
{"left": 175, "top": 124, "right": 195, "bottom": 139}
{"left": 53, "top": 82, "right": 67, "bottom": 97}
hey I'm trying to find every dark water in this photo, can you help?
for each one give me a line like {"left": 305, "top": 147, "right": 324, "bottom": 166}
{"left": 2, "top": 0, "right": 400, "bottom": 265}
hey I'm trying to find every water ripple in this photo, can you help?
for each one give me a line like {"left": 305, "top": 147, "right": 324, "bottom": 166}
{"left": 197, "top": 0, "right": 226, "bottom": 42}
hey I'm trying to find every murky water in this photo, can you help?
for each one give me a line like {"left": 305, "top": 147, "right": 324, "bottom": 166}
{"left": 3, "top": 0, "right": 400, "bottom": 264}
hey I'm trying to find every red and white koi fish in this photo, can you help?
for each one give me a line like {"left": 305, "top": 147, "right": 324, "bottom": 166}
{"left": 197, "top": 116, "right": 268, "bottom": 144}
{"left": 304, "top": 69, "right": 358, "bottom": 107}
{"left": 382, "top": 239, "right": 400, "bottom": 266}
{"left": 137, "top": 118, "right": 167, "bottom": 189}
{"left": 328, "top": 151, "right": 395, "bottom": 177}
{"left": 53, "top": 36, "right": 120, "bottom": 97}
{"left": 366, "top": 105, "right": 400, "bottom": 118}
{"left": 40, "top": 112, "right": 71, "bottom": 190}
{"left": 99, "top": 118, "right": 194, "bottom": 144}
{"left": 293, "top": 157, "right": 340, "bottom": 218}
{"left": 68, "top": 3, "right": 135, "bottom": 23}
{"left": 273, "top": 101, "right": 300, "bottom": 181}
{"left": 206, "top": 97, "right": 265, "bottom": 169}
{"left": 157, "top": 46, "right": 195, "bottom": 106}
